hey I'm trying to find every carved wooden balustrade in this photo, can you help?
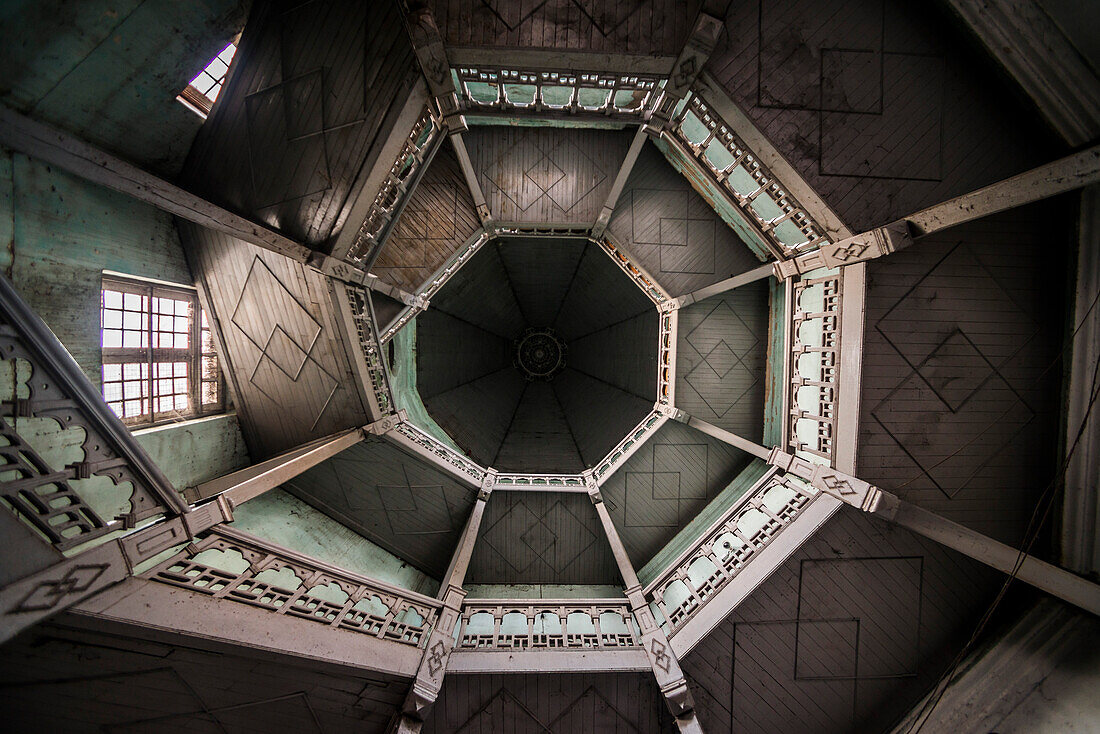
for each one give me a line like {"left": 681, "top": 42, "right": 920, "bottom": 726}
{"left": 145, "top": 526, "right": 441, "bottom": 647}
{"left": 454, "top": 67, "right": 664, "bottom": 121}
{"left": 788, "top": 274, "right": 842, "bottom": 465}
{"left": 456, "top": 600, "right": 641, "bottom": 650}
{"left": 645, "top": 470, "right": 820, "bottom": 635}
{"left": 592, "top": 409, "right": 667, "bottom": 484}
{"left": 493, "top": 473, "right": 587, "bottom": 490}
{"left": 0, "top": 276, "right": 185, "bottom": 552}
{"left": 668, "top": 92, "right": 830, "bottom": 258}
{"left": 345, "top": 284, "right": 397, "bottom": 417}
{"left": 346, "top": 105, "right": 441, "bottom": 267}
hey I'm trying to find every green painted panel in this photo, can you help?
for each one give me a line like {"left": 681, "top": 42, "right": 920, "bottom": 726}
{"left": 1, "top": 0, "right": 248, "bottom": 175}
{"left": 133, "top": 413, "right": 249, "bottom": 495}
{"left": 389, "top": 317, "right": 464, "bottom": 452}
{"left": 6, "top": 150, "right": 191, "bottom": 386}
{"left": 231, "top": 489, "right": 439, "bottom": 596}
{"left": 0, "top": 148, "right": 12, "bottom": 278}
{"left": 637, "top": 458, "right": 771, "bottom": 588}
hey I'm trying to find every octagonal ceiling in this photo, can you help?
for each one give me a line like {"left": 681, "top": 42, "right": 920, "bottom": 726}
{"left": 416, "top": 236, "right": 657, "bottom": 473}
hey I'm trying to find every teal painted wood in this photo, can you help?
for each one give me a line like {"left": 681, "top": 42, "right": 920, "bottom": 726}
{"left": 133, "top": 413, "right": 249, "bottom": 496}
{"left": 651, "top": 136, "right": 773, "bottom": 262}
{"left": 229, "top": 488, "right": 439, "bottom": 596}
{"left": 0, "top": 0, "right": 247, "bottom": 176}
{"left": 0, "top": 148, "right": 11, "bottom": 278}
{"left": 6, "top": 151, "right": 191, "bottom": 387}
{"left": 636, "top": 458, "right": 771, "bottom": 589}
{"left": 388, "top": 316, "right": 465, "bottom": 453}
{"left": 763, "top": 276, "right": 786, "bottom": 448}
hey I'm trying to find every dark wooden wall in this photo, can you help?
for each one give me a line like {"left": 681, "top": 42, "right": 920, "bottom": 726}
{"left": 468, "top": 491, "right": 621, "bottom": 585}
{"left": 429, "top": 0, "right": 700, "bottom": 56}
{"left": 676, "top": 281, "right": 769, "bottom": 443}
{"left": 467, "top": 127, "right": 630, "bottom": 225}
{"left": 425, "top": 672, "right": 675, "bottom": 733}
{"left": 601, "top": 421, "right": 754, "bottom": 569}
{"left": 373, "top": 144, "right": 483, "bottom": 293}
{"left": 285, "top": 438, "right": 480, "bottom": 580}
{"left": 0, "top": 617, "right": 407, "bottom": 733}
{"left": 703, "top": 0, "right": 1063, "bottom": 233}
{"left": 181, "top": 0, "right": 418, "bottom": 247}
{"left": 183, "top": 222, "right": 368, "bottom": 457}
{"left": 608, "top": 142, "right": 763, "bottom": 298}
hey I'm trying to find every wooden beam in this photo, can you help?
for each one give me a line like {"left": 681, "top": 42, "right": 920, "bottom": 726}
{"left": 592, "top": 126, "right": 648, "bottom": 237}
{"left": 680, "top": 413, "right": 773, "bottom": 460}
{"left": 645, "top": 12, "right": 723, "bottom": 132}
{"left": 449, "top": 133, "right": 492, "bottom": 223}
{"left": 776, "top": 144, "right": 1100, "bottom": 278}
{"left": 446, "top": 47, "right": 677, "bottom": 76}
{"left": 944, "top": 0, "right": 1100, "bottom": 146}
{"left": 769, "top": 450, "right": 1100, "bottom": 616}
{"left": 0, "top": 104, "right": 313, "bottom": 263}
{"left": 675, "top": 263, "right": 774, "bottom": 307}
{"left": 184, "top": 427, "right": 366, "bottom": 506}
{"left": 587, "top": 481, "right": 706, "bottom": 731}
{"left": 405, "top": 3, "right": 465, "bottom": 132}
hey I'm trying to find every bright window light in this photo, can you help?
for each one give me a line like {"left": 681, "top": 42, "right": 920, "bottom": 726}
{"left": 178, "top": 42, "right": 238, "bottom": 118}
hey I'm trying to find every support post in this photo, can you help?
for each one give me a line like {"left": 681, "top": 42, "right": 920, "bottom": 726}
{"left": 393, "top": 472, "right": 495, "bottom": 730}
{"left": 184, "top": 424, "right": 375, "bottom": 505}
{"left": 587, "top": 480, "right": 705, "bottom": 732}
{"left": 449, "top": 134, "right": 492, "bottom": 223}
{"left": 592, "top": 126, "right": 649, "bottom": 237}
{"left": 767, "top": 450, "right": 1100, "bottom": 616}
{"left": 775, "top": 144, "right": 1100, "bottom": 278}
{"left": 405, "top": 3, "right": 465, "bottom": 133}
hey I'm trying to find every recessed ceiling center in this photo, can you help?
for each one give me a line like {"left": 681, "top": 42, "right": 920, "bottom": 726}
{"left": 514, "top": 326, "right": 567, "bottom": 381}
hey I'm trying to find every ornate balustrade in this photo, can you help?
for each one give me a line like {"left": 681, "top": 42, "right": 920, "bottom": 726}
{"left": 346, "top": 106, "right": 440, "bottom": 266}
{"left": 594, "top": 235, "right": 670, "bottom": 306}
{"left": 493, "top": 473, "right": 587, "bottom": 491}
{"left": 668, "top": 92, "right": 830, "bottom": 258}
{"left": 592, "top": 409, "right": 667, "bottom": 484}
{"left": 345, "top": 284, "right": 396, "bottom": 416}
{"left": 456, "top": 599, "right": 640, "bottom": 650}
{"left": 658, "top": 310, "right": 676, "bottom": 407}
{"left": 645, "top": 470, "right": 819, "bottom": 635}
{"left": 145, "top": 526, "right": 440, "bottom": 647}
{"left": 454, "top": 67, "right": 663, "bottom": 120}
{"left": 388, "top": 420, "right": 488, "bottom": 486}
{"left": 788, "top": 274, "right": 841, "bottom": 464}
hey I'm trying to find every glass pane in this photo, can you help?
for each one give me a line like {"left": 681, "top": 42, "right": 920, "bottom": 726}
{"left": 103, "top": 290, "right": 123, "bottom": 309}
{"left": 202, "top": 381, "right": 219, "bottom": 405}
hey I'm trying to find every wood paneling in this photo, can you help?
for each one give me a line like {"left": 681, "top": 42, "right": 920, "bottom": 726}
{"left": 374, "top": 145, "right": 483, "bottom": 292}
{"left": 570, "top": 310, "right": 658, "bottom": 402}
{"left": 676, "top": 281, "right": 769, "bottom": 442}
{"left": 703, "top": 0, "right": 1064, "bottom": 233}
{"left": 601, "top": 421, "right": 754, "bottom": 568}
{"left": 857, "top": 198, "right": 1070, "bottom": 544}
{"left": 183, "top": 222, "right": 368, "bottom": 457}
{"left": 0, "top": 618, "right": 406, "bottom": 733}
{"left": 425, "top": 672, "right": 674, "bottom": 733}
{"left": 494, "top": 380, "right": 587, "bottom": 473}
{"left": 608, "top": 142, "right": 762, "bottom": 298}
{"left": 182, "top": 0, "right": 417, "bottom": 247}
{"left": 429, "top": 0, "right": 700, "bottom": 57}
{"left": 681, "top": 508, "right": 1011, "bottom": 734}
{"left": 285, "top": 438, "right": 479, "bottom": 580}
{"left": 554, "top": 368, "right": 654, "bottom": 467}
{"left": 469, "top": 491, "right": 621, "bottom": 585}
{"left": 467, "top": 127, "right": 630, "bottom": 224}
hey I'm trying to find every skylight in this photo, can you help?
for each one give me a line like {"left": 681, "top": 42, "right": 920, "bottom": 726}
{"left": 178, "top": 42, "right": 237, "bottom": 118}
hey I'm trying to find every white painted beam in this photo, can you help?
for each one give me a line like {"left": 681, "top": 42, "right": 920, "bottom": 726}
{"left": 449, "top": 133, "right": 492, "bottom": 223}
{"left": 447, "top": 648, "right": 652, "bottom": 674}
{"left": 592, "top": 126, "right": 648, "bottom": 237}
{"left": 675, "top": 263, "right": 775, "bottom": 307}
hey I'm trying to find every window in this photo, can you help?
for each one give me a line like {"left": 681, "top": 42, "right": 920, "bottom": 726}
{"left": 178, "top": 42, "right": 237, "bottom": 118}
{"left": 100, "top": 275, "right": 225, "bottom": 427}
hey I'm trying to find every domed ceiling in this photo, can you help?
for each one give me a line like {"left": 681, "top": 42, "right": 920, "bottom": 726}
{"left": 416, "top": 235, "right": 657, "bottom": 473}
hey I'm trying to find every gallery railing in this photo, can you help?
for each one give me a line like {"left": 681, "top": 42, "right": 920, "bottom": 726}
{"left": 456, "top": 599, "right": 641, "bottom": 650}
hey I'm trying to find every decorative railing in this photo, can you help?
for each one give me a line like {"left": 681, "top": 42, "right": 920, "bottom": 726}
{"left": 788, "top": 275, "right": 841, "bottom": 464}
{"left": 346, "top": 105, "right": 440, "bottom": 265}
{"left": 419, "top": 230, "right": 491, "bottom": 304}
{"left": 146, "top": 526, "right": 440, "bottom": 647}
{"left": 0, "top": 276, "right": 184, "bottom": 551}
{"left": 345, "top": 284, "right": 396, "bottom": 415}
{"left": 592, "top": 409, "right": 666, "bottom": 483}
{"left": 456, "top": 600, "right": 641, "bottom": 650}
{"left": 493, "top": 223, "right": 592, "bottom": 238}
{"left": 595, "top": 235, "right": 670, "bottom": 306}
{"left": 645, "top": 471, "right": 819, "bottom": 635}
{"left": 669, "top": 93, "right": 829, "bottom": 258}
{"left": 454, "top": 67, "right": 663, "bottom": 119}
{"left": 493, "top": 473, "right": 587, "bottom": 491}
{"left": 658, "top": 311, "right": 675, "bottom": 406}
{"left": 389, "top": 420, "right": 488, "bottom": 486}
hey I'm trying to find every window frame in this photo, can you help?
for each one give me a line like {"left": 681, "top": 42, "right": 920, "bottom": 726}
{"left": 100, "top": 274, "right": 226, "bottom": 428}
{"left": 177, "top": 41, "right": 238, "bottom": 119}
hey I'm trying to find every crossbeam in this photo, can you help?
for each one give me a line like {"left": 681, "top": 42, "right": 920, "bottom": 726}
{"left": 776, "top": 143, "right": 1100, "bottom": 278}
{"left": 675, "top": 263, "right": 775, "bottom": 307}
